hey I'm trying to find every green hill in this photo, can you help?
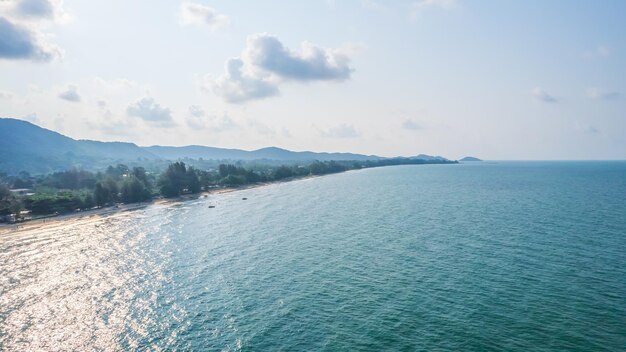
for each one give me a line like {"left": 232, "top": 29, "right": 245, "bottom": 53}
{"left": 0, "top": 118, "right": 454, "bottom": 174}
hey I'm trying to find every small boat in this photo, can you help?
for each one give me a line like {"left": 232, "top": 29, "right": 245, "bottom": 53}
{"left": 242, "top": 197, "right": 248, "bottom": 200}
{"left": 208, "top": 205, "right": 215, "bottom": 208}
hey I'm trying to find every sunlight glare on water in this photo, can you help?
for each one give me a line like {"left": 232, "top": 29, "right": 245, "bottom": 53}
{"left": 1, "top": 162, "right": 625, "bottom": 351}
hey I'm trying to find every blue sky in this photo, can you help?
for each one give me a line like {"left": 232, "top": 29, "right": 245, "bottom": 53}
{"left": 1, "top": 0, "right": 624, "bottom": 159}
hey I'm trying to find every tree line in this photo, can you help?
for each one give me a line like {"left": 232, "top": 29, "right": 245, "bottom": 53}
{"left": 1, "top": 157, "right": 456, "bottom": 220}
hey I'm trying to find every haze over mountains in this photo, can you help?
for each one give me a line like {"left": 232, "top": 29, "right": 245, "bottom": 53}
{"left": 0, "top": 118, "right": 451, "bottom": 174}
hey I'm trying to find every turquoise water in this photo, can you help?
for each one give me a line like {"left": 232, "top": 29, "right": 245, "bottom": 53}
{"left": 1, "top": 161, "right": 625, "bottom": 351}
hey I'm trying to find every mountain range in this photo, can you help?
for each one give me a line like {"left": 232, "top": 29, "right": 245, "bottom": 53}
{"left": 0, "top": 118, "right": 451, "bottom": 174}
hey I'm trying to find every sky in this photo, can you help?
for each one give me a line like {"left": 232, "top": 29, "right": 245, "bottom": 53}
{"left": 0, "top": 0, "right": 625, "bottom": 160}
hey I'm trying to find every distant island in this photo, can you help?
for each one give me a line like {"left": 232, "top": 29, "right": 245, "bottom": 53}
{"left": 460, "top": 156, "right": 482, "bottom": 162}
{"left": 0, "top": 117, "right": 459, "bottom": 223}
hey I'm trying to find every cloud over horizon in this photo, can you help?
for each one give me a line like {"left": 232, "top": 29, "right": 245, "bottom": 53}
{"left": 186, "top": 106, "right": 237, "bottom": 132}
{"left": 127, "top": 97, "right": 175, "bottom": 127}
{"left": 320, "top": 123, "right": 359, "bottom": 138}
{"left": 212, "top": 33, "right": 354, "bottom": 103}
{"left": 58, "top": 85, "right": 81, "bottom": 102}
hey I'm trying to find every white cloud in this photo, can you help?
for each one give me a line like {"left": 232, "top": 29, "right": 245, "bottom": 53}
{"left": 14, "top": 0, "right": 54, "bottom": 19}
{"left": 244, "top": 33, "right": 352, "bottom": 81}
{"left": 281, "top": 127, "right": 292, "bottom": 138}
{"left": 96, "top": 99, "right": 113, "bottom": 118}
{"left": 248, "top": 119, "right": 276, "bottom": 136}
{"left": 187, "top": 107, "right": 237, "bottom": 132}
{"left": 127, "top": 97, "right": 175, "bottom": 127}
{"left": 0, "top": 16, "right": 61, "bottom": 61}
{"left": 532, "top": 87, "right": 557, "bottom": 103}
{"left": 58, "top": 84, "right": 80, "bottom": 102}
{"left": 0, "top": 90, "right": 13, "bottom": 99}
{"left": 212, "top": 58, "right": 280, "bottom": 103}
{"left": 179, "top": 2, "right": 229, "bottom": 31}
{"left": 8, "top": 0, "right": 70, "bottom": 23}
{"left": 586, "top": 87, "right": 620, "bottom": 101}
{"left": 186, "top": 105, "right": 205, "bottom": 129}
{"left": 21, "top": 112, "right": 40, "bottom": 124}
{"left": 208, "top": 114, "right": 237, "bottom": 133}
{"left": 81, "top": 99, "right": 137, "bottom": 136}
{"left": 0, "top": 0, "right": 69, "bottom": 62}
{"left": 212, "top": 33, "right": 354, "bottom": 103}
{"left": 188, "top": 105, "right": 205, "bottom": 118}
{"left": 320, "top": 123, "right": 360, "bottom": 138}
{"left": 86, "top": 118, "right": 137, "bottom": 137}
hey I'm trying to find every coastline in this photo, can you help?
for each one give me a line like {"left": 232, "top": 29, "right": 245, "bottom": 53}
{"left": 0, "top": 174, "right": 320, "bottom": 236}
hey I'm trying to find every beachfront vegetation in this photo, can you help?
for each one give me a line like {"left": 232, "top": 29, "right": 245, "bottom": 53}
{"left": 0, "top": 184, "right": 22, "bottom": 217}
{"left": 159, "top": 162, "right": 201, "bottom": 197}
{"left": 0, "top": 157, "right": 456, "bottom": 222}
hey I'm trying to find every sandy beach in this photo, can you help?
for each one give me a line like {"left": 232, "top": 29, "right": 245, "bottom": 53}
{"left": 0, "top": 186, "right": 243, "bottom": 237}
{"left": 0, "top": 175, "right": 321, "bottom": 237}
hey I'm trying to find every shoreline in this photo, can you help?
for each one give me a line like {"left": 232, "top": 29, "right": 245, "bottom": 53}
{"left": 0, "top": 163, "right": 453, "bottom": 236}
{"left": 0, "top": 174, "right": 320, "bottom": 236}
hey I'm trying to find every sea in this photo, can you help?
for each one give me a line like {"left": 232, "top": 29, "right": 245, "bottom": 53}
{"left": 1, "top": 161, "right": 625, "bottom": 351}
